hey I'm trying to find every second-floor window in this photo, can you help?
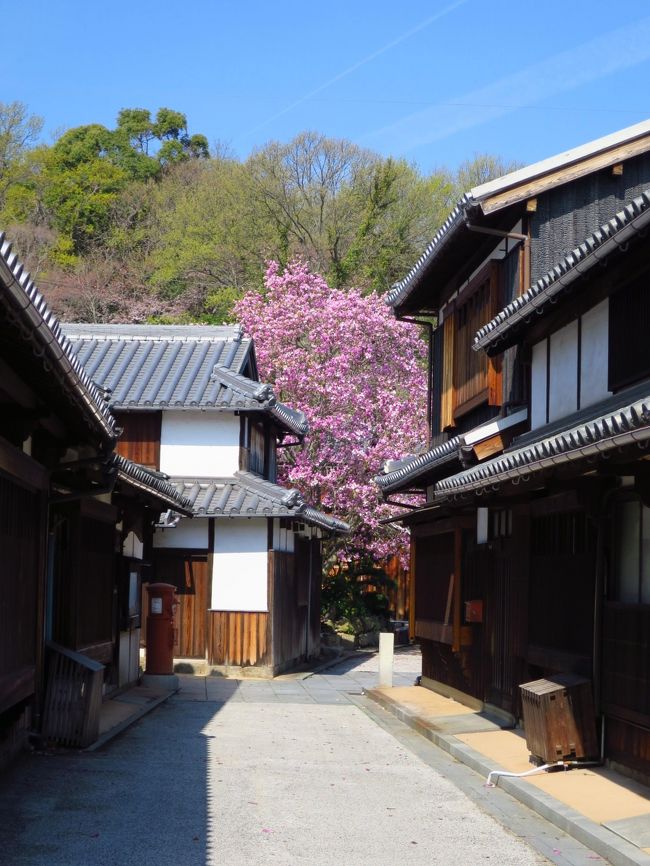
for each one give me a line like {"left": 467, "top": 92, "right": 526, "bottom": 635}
{"left": 240, "top": 416, "right": 276, "bottom": 480}
{"left": 440, "top": 261, "right": 502, "bottom": 429}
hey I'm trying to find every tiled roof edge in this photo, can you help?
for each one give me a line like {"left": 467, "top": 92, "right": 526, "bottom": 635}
{"left": 212, "top": 365, "right": 309, "bottom": 436}
{"left": 435, "top": 395, "right": 650, "bottom": 501}
{"left": 112, "top": 455, "right": 193, "bottom": 514}
{"left": 386, "top": 195, "right": 474, "bottom": 309}
{"left": 473, "top": 190, "right": 650, "bottom": 353}
{"left": 375, "top": 436, "right": 461, "bottom": 493}
{"left": 0, "top": 234, "right": 117, "bottom": 444}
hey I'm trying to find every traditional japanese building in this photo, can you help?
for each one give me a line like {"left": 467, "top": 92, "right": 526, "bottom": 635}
{"left": 62, "top": 324, "right": 348, "bottom": 676}
{"left": 378, "top": 119, "right": 650, "bottom": 782}
{"left": 0, "top": 235, "right": 191, "bottom": 765}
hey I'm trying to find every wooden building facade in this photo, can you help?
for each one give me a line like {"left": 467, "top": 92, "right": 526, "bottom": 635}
{"left": 0, "top": 236, "right": 191, "bottom": 767}
{"left": 63, "top": 325, "right": 348, "bottom": 677}
{"left": 378, "top": 120, "right": 650, "bottom": 782}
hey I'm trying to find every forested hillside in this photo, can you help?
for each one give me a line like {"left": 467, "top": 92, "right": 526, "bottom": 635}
{"left": 0, "top": 101, "right": 518, "bottom": 322}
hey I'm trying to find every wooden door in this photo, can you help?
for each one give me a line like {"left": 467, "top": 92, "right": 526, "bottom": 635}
{"left": 174, "top": 557, "right": 209, "bottom": 659}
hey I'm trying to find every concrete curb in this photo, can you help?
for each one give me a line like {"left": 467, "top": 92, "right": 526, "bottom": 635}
{"left": 365, "top": 688, "right": 650, "bottom": 866}
{"left": 84, "top": 689, "right": 176, "bottom": 753}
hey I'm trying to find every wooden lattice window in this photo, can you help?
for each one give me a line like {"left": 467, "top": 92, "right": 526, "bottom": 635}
{"left": 440, "top": 261, "right": 502, "bottom": 429}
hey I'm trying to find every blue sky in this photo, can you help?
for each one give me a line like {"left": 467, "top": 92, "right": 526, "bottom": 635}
{"left": 4, "top": 0, "right": 650, "bottom": 174}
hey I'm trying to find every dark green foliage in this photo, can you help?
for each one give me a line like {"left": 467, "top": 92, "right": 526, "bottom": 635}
{"left": 321, "top": 559, "right": 396, "bottom": 625}
{"left": 0, "top": 101, "right": 518, "bottom": 323}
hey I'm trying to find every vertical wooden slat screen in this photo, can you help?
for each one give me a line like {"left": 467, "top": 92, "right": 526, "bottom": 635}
{"left": 487, "top": 262, "right": 503, "bottom": 405}
{"left": 441, "top": 314, "right": 455, "bottom": 429}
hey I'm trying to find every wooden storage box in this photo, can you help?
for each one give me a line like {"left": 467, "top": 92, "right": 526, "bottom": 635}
{"left": 520, "top": 674, "right": 598, "bottom": 763}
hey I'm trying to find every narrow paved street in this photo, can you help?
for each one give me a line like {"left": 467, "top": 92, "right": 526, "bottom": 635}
{"left": 0, "top": 651, "right": 590, "bottom": 865}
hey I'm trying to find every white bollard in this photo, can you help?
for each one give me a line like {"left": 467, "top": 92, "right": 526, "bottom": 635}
{"left": 378, "top": 632, "right": 394, "bottom": 688}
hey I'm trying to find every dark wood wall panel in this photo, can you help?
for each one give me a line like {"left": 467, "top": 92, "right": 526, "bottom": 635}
{"left": 602, "top": 604, "right": 650, "bottom": 722}
{"left": 114, "top": 412, "right": 162, "bottom": 470}
{"left": 0, "top": 474, "right": 42, "bottom": 713}
{"left": 272, "top": 549, "right": 305, "bottom": 669}
{"left": 605, "top": 716, "right": 650, "bottom": 780}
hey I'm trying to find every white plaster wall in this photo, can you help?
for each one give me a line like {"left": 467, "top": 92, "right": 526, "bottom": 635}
{"left": 548, "top": 321, "right": 578, "bottom": 423}
{"left": 211, "top": 519, "right": 268, "bottom": 611}
{"left": 159, "top": 411, "right": 240, "bottom": 478}
{"left": 154, "top": 517, "right": 209, "bottom": 549}
{"left": 272, "top": 518, "right": 295, "bottom": 552}
{"left": 580, "top": 300, "right": 611, "bottom": 409}
{"left": 531, "top": 339, "right": 548, "bottom": 429}
{"left": 122, "top": 531, "right": 144, "bottom": 560}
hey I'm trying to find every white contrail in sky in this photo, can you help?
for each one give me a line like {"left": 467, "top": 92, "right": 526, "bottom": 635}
{"left": 363, "top": 15, "right": 650, "bottom": 153}
{"left": 238, "top": 0, "right": 470, "bottom": 141}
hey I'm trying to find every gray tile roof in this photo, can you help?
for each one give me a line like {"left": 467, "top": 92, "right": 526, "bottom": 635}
{"left": 376, "top": 409, "right": 529, "bottom": 495}
{"left": 172, "top": 471, "right": 349, "bottom": 534}
{"left": 473, "top": 190, "right": 650, "bottom": 355}
{"left": 0, "top": 235, "right": 117, "bottom": 445}
{"left": 62, "top": 324, "right": 253, "bottom": 407}
{"left": 62, "top": 324, "right": 307, "bottom": 436}
{"left": 111, "top": 454, "right": 193, "bottom": 515}
{"left": 434, "top": 391, "right": 650, "bottom": 502}
{"left": 386, "top": 120, "right": 650, "bottom": 313}
{"left": 210, "top": 366, "right": 308, "bottom": 437}
{"left": 375, "top": 436, "right": 462, "bottom": 494}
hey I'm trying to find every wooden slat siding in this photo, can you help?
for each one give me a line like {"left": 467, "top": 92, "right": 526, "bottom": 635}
{"left": 441, "top": 314, "right": 455, "bottom": 429}
{"left": 430, "top": 323, "right": 444, "bottom": 437}
{"left": 605, "top": 716, "right": 650, "bottom": 780}
{"left": 308, "top": 540, "right": 322, "bottom": 656}
{"left": 272, "top": 549, "right": 308, "bottom": 670}
{"left": 207, "top": 612, "right": 270, "bottom": 666}
{"left": 114, "top": 412, "right": 162, "bottom": 470}
{"left": 454, "top": 262, "right": 503, "bottom": 419}
{"left": 413, "top": 531, "right": 454, "bottom": 633}
{"left": 528, "top": 510, "right": 596, "bottom": 672}
{"left": 0, "top": 472, "right": 43, "bottom": 713}
{"left": 174, "top": 558, "right": 209, "bottom": 658}
{"left": 602, "top": 604, "right": 650, "bottom": 724}
{"left": 75, "top": 517, "right": 116, "bottom": 653}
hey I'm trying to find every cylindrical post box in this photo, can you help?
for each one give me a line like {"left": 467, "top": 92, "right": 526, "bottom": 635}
{"left": 145, "top": 583, "right": 177, "bottom": 675}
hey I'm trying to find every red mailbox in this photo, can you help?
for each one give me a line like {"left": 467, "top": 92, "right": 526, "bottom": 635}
{"left": 145, "top": 583, "right": 177, "bottom": 675}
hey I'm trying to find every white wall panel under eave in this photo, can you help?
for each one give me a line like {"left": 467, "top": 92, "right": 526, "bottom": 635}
{"left": 159, "top": 412, "right": 240, "bottom": 478}
{"left": 580, "top": 299, "right": 611, "bottom": 409}
{"left": 531, "top": 339, "right": 548, "bottom": 429}
{"left": 211, "top": 519, "right": 269, "bottom": 612}
{"left": 154, "top": 517, "right": 209, "bottom": 549}
{"left": 549, "top": 321, "right": 578, "bottom": 423}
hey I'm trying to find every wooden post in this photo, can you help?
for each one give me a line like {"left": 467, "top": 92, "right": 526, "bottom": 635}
{"left": 408, "top": 536, "right": 416, "bottom": 640}
{"left": 452, "top": 527, "right": 463, "bottom": 653}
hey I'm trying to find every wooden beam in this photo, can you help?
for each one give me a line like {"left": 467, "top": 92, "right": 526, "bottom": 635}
{"left": 472, "top": 431, "right": 509, "bottom": 462}
{"left": 481, "top": 137, "right": 650, "bottom": 215}
{"left": 0, "top": 434, "right": 48, "bottom": 490}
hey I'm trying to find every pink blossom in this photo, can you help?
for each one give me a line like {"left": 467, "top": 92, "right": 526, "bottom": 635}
{"left": 235, "top": 259, "right": 427, "bottom": 564}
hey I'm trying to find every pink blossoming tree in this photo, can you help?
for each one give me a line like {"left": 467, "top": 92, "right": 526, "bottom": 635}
{"left": 235, "top": 259, "right": 428, "bottom": 565}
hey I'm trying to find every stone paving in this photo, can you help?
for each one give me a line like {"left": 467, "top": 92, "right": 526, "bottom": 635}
{"left": 0, "top": 648, "right": 612, "bottom": 866}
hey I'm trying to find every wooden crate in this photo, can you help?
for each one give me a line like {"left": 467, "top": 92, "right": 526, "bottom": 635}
{"left": 520, "top": 674, "right": 598, "bottom": 763}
